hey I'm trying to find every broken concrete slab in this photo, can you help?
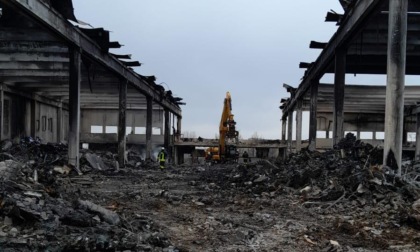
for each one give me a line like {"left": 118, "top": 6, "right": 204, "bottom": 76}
{"left": 78, "top": 200, "right": 120, "bottom": 225}
{"left": 84, "top": 153, "right": 109, "bottom": 170}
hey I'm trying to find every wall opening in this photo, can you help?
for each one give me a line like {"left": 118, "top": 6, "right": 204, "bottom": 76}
{"left": 105, "top": 126, "right": 117, "bottom": 133}
{"left": 90, "top": 125, "right": 103, "bottom": 133}
{"left": 135, "top": 127, "right": 146, "bottom": 134}
{"left": 375, "top": 132, "right": 385, "bottom": 140}
{"left": 152, "top": 127, "right": 161, "bottom": 135}
{"left": 407, "top": 132, "right": 416, "bottom": 142}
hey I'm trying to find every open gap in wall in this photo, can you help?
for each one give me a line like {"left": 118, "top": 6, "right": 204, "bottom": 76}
{"left": 105, "top": 126, "right": 117, "bottom": 134}
{"left": 152, "top": 127, "right": 161, "bottom": 135}
{"left": 376, "top": 132, "right": 385, "bottom": 140}
{"left": 360, "top": 132, "right": 373, "bottom": 139}
{"left": 42, "top": 116, "right": 46, "bottom": 131}
{"left": 90, "top": 125, "right": 103, "bottom": 133}
{"left": 316, "top": 131, "right": 326, "bottom": 138}
{"left": 135, "top": 127, "right": 146, "bottom": 134}
{"left": 48, "top": 118, "right": 53, "bottom": 132}
{"left": 407, "top": 132, "right": 416, "bottom": 142}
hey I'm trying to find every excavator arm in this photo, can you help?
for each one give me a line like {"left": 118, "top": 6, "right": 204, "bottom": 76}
{"left": 218, "top": 92, "right": 238, "bottom": 161}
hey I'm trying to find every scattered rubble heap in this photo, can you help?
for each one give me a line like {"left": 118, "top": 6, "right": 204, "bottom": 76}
{"left": 0, "top": 139, "right": 175, "bottom": 251}
{"left": 198, "top": 133, "right": 420, "bottom": 249}
{"left": 1, "top": 134, "right": 420, "bottom": 251}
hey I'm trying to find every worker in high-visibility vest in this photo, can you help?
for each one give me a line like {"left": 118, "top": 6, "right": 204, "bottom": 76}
{"left": 157, "top": 147, "right": 167, "bottom": 169}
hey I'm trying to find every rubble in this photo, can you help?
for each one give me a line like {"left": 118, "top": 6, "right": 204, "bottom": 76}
{"left": 0, "top": 135, "right": 420, "bottom": 251}
{"left": 78, "top": 200, "right": 120, "bottom": 225}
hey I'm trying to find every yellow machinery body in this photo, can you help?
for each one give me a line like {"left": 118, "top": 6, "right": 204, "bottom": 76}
{"left": 206, "top": 92, "right": 239, "bottom": 163}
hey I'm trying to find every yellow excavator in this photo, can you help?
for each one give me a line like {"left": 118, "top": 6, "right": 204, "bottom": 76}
{"left": 205, "top": 92, "right": 239, "bottom": 163}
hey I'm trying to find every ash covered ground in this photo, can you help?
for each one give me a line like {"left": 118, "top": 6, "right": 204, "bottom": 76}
{"left": 1, "top": 136, "right": 420, "bottom": 251}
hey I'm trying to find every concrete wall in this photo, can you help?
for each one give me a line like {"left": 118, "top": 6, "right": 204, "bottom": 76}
{"left": 1, "top": 92, "right": 69, "bottom": 143}
{"left": 311, "top": 112, "right": 417, "bottom": 149}
{"left": 36, "top": 102, "right": 58, "bottom": 143}
{"left": 80, "top": 108, "right": 166, "bottom": 144}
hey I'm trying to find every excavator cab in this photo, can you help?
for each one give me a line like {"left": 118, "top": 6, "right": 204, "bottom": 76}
{"left": 225, "top": 145, "right": 239, "bottom": 162}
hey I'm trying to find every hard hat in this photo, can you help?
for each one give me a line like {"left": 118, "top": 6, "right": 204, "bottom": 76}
{"left": 161, "top": 147, "right": 165, "bottom": 150}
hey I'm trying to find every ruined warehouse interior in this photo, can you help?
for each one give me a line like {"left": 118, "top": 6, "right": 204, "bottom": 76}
{"left": 281, "top": 0, "right": 420, "bottom": 174}
{"left": 0, "top": 0, "right": 184, "bottom": 169}
{"left": 1, "top": 0, "right": 420, "bottom": 251}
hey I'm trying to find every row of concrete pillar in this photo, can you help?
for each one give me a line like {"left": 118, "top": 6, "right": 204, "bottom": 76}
{"left": 67, "top": 48, "right": 182, "bottom": 169}
{"left": 282, "top": 0, "right": 411, "bottom": 175}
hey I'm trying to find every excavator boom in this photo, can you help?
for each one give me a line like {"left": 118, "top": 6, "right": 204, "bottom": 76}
{"left": 205, "top": 91, "right": 239, "bottom": 164}
{"left": 220, "top": 92, "right": 240, "bottom": 162}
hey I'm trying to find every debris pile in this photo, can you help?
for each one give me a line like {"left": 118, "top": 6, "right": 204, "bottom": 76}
{"left": 0, "top": 139, "right": 175, "bottom": 251}
{"left": 195, "top": 134, "right": 420, "bottom": 249}
{"left": 282, "top": 135, "right": 420, "bottom": 248}
{"left": 1, "top": 134, "right": 420, "bottom": 251}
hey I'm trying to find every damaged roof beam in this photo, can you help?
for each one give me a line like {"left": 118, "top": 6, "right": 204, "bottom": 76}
{"left": 299, "top": 62, "right": 313, "bottom": 69}
{"left": 310, "top": 41, "right": 327, "bottom": 49}
{"left": 282, "top": 0, "right": 383, "bottom": 120}
{"left": 1, "top": 0, "right": 181, "bottom": 116}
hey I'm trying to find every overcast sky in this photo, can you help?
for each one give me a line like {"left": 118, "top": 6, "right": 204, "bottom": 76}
{"left": 72, "top": 0, "right": 344, "bottom": 139}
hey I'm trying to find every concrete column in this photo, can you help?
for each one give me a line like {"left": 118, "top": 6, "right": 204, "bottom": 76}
{"left": 102, "top": 114, "right": 106, "bottom": 134}
{"left": 174, "top": 146, "right": 179, "bottom": 165}
{"left": 164, "top": 109, "right": 170, "bottom": 149}
{"left": 383, "top": 0, "right": 407, "bottom": 175}
{"left": 296, "top": 100, "right": 303, "bottom": 151}
{"left": 30, "top": 100, "right": 36, "bottom": 137}
{"left": 281, "top": 118, "right": 287, "bottom": 143}
{"left": 0, "top": 84, "right": 3, "bottom": 141}
{"left": 402, "top": 117, "right": 408, "bottom": 145}
{"left": 415, "top": 111, "right": 420, "bottom": 160}
{"left": 287, "top": 112, "right": 293, "bottom": 154}
{"left": 68, "top": 47, "right": 81, "bottom": 169}
{"left": 118, "top": 80, "right": 127, "bottom": 166}
{"left": 326, "top": 121, "right": 330, "bottom": 139}
{"left": 164, "top": 109, "right": 171, "bottom": 163}
{"left": 176, "top": 116, "right": 182, "bottom": 141}
{"left": 57, "top": 101, "right": 63, "bottom": 143}
{"left": 309, "top": 80, "right": 319, "bottom": 151}
{"left": 173, "top": 116, "right": 182, "bottom": 164}
{"left": 333, "top": 48, "right": 346, "bottom": 147}
{"left": 146, "top": 96, "right": 153, "bottom": 160}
